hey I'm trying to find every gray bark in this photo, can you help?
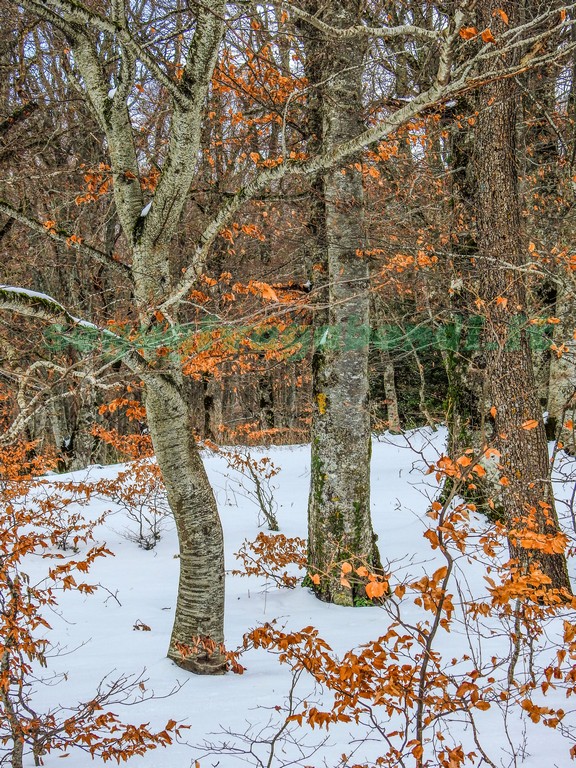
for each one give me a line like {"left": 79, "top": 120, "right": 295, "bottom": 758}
{"left": 381, "top": 350, "right": 401, "bottom": 434}
{"left": 48, "top": 0, "right": 229, "bottom": 670}
{"left": 144, "top": 375, "right": 225, "bottom": 672}
{"left": 547, "top": 289, "right": 576, "bottom": 452}
{"left": 305, "top": 0, "right": 381, "bottom": 605}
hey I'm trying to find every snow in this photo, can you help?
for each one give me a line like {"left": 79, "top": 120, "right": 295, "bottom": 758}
{"left": 140, "top": 201, "right": 152, "bottom": 217}
{"left": 12, "top": 429, "right": 576, "bottom": 767}
{"left": 0, "top": 284, "right": 125, "bottom": 344}
{"left": 0, "top": 284, "right": 66, "bottom": 311}
{"left": 108, "top": 87, "right": 117, "bottom": 99}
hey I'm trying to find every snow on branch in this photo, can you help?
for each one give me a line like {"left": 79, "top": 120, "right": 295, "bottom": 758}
{"left": 0, "top": 286, "right": 146, "bottom": 374}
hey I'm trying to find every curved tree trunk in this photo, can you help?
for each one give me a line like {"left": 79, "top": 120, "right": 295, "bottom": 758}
{"left": 144, "top": 374, "right": 226, "bottom": 672}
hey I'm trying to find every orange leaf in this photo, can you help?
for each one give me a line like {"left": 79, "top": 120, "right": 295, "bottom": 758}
{"left": 310, "top": 573, "right": 320, "bottom": 585}
{"left": 340, "top": 577, "right": 351, "bottom": 589}
{"left": 490, "top": 406, "right": 497, "bottom": 418}
{"left": 341, "top": 561, "right": 352, "bottom": 574}
{"left": 251, "top": 281, "right": 278, "bottom": 302}
{"left": 560, "top": 9, "right": 567, "bottom": 22}
{"left": 481, "top": 28, "right": 497, "bottom": 44}
{"left": 459, "top": 26, "right": 478, "bottom": 39}
{"left": 355, "top": 565, "right": 369, "bottom": 577}
{"left": 494, "top": 8, "right": 509, "bottom": 24}
{"left": 394, "top": 584, "right": 406, "bottom": 599}
{"left": 522, "top": 419, "right": 539, "bottom": 430}
{"left": 366, "top": 580, "right": 387, "bottom": 599}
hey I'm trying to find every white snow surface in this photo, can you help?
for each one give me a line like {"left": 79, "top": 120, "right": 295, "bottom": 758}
{"left": 14, "top": 428, "right": 576, "bottom": 767}
{"left": 140, "top": 201, "right": 152, "bottom": 217}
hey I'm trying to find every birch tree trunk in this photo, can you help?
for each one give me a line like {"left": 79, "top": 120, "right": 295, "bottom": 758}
{"left": 474, "top": 0, "right": 571, "bottom": 591}
{"left": 305, "top": 0, "right": 381, "bottom": 605}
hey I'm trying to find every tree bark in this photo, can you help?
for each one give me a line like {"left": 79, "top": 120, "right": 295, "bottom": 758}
{"left": 547, "top": 289, "right": 576, "bottom": 452}
{"left": 474, "top": 0, "right": 571, "bottom": 591}
{"left": 66, "top": 2, "right": 229, "bottom": 670}
{"left": 305, "top": 0, "right": 381, "bottom": 605}
{"left": 381, "top": 349, "right": 401, "bottom": 434}
{"left": 144, "top": 374, "right": 226, "bottom": 672}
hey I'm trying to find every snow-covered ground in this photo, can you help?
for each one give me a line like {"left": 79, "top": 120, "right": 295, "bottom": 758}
{"left": 13, "top": 428, "right": 576, "bottom": 767}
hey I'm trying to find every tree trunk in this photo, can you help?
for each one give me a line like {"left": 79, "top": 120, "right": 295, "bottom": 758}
{"left": 382, "top": 349, "right": 401, "bottom": 434}
{"left": 144, "top": 373, "right": 226, "bottom": 672}
{"left": 474, "top": 0, "right": 571, "bottom": 591}
{"left": 203, "top": 374, "right": 223, "bottom": 442}
{"left": 305, "top": 0, "right": 381, "bottom": 604}
{"left": 547, "top": 289, "right": 576, "bottom": 452}
{"left": 258, "top": 373, "right": 275, "bottom": 433}
{"left": 69, "top": 381, "right": 97, "bottom": 471}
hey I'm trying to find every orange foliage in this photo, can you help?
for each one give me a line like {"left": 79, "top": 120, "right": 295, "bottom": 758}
{"left": 241, "top": 456, "right": 576, "bottom": 765}
{"left": 233, "top": 532, "right": 306, "bottom": 588}
{"left": 0, "top": 442, "right": 184, "bottom": 763}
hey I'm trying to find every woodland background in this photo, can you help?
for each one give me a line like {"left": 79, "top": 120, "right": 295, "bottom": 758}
{"left": 3, "top": 1, "right": 576, "bottom": 766}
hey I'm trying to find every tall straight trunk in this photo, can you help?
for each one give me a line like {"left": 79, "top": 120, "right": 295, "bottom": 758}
{"left": 444, "top": 94, "right": 484, "bottom": 461}
{"left": 519, "top": 0, "right": 571, "bottom": 447}
{"left": 305, "top": 0, "right": 380, "bottom": 605}
{"left": 474, "top": 1, "right": 571, "bottom": 591}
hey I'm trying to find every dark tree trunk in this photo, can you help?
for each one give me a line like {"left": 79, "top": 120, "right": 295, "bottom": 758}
{"left": 474, "top": 0, "right": 571, "bottom": 591}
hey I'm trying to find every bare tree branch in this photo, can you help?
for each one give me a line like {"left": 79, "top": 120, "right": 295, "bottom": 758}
{"left": 274, "top": 1, "right": 442, "bottom": 42}
{"left": 0, "top": 285, "right": 146, "bottom": 374}
{"left": 22, "top": 0, "right": 190, "bottom": 109}
{"left": 139, "top": 1, "right": 225, "bottom": 249}
{"left": 0, "top": 201, "right": 132, "bottom": 277}
{"left": 158, "top": 6, "right": 576, "bottom": 313}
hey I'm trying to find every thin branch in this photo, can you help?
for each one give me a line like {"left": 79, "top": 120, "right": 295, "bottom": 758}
{"left": 0, "top": 101, "right": 40, "bottom": 139}
{"left": 276, "top": 1, "right": 442, "bottom": 42}
{"left": 159, "top": 11, "right": 576, "bottom": 313}
{"left": 159, "top": 77, "right": 462, "bottom": 312}
{"left": 0, "top": 200, "right": 132, "bottom": 277}
{"left": 22, "top": 0, "right": 190, "bottom": 109}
